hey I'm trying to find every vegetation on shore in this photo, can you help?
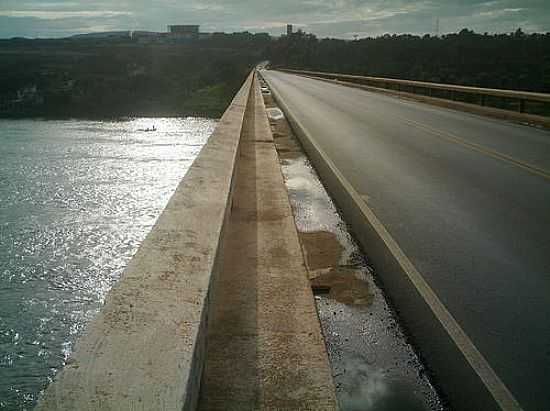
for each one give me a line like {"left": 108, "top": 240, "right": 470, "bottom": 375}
{"left": 0, "top": 33, "right": 269, "bottom": 119}
{"left": 2, "top": 28, "right": 550, "bottom": 119}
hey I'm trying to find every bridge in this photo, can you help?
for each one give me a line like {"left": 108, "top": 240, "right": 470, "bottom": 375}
{"left": 35, "top": 69, "right": 549, "bottom": 411}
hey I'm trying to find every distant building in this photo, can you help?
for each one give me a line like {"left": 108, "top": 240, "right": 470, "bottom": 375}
{"left": 168, "top": 25, "right": 200, "bottom": 40}
{"left": 287, "top": 24, "right": 293, "bottom": 36}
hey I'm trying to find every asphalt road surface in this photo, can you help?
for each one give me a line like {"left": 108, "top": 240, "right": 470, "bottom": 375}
{"left": 262, "top": 70, "right": 550, "bottom": 411}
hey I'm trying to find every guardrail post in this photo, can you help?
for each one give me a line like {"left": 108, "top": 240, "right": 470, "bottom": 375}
{"left": 519, "top": 99, "right": 525, "bottom": 113}
{"left": 480, "top": 94, "right": 486, "bottom": 106}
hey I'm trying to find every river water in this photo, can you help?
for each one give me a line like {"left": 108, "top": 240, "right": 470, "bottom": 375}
{"left": 0, "top": 118, "right": 216, "bottom": 410}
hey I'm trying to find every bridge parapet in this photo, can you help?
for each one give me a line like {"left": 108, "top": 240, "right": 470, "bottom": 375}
{"left": 35, "top": 71, "right": 255, "bottom": 411}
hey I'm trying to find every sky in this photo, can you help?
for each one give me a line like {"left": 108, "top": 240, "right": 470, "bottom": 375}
{"left": 0, "top": 0, "right": 549, "bottom": 39}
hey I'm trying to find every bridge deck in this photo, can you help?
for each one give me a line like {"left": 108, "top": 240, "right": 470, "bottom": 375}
{"left": 262, "top": 69, "right": 550, "bottom": 411}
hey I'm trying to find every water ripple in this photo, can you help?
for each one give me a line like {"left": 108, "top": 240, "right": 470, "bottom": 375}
{"left": 0, "top": 117, "right": 216, "bottom": 410}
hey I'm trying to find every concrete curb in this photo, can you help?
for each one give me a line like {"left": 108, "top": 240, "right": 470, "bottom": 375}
{"left": 198, "top": 73, "right": 338, "bottom": 410}
{"left": 262, "top": 71, "right": 523, "bottom": 411}
{"left": 35, "top": 71, "right": 255, "bottom": 411}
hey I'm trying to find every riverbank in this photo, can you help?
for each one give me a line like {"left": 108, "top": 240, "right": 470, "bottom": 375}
{"left": 0, "top": 37, "right": 266, "bottom": 119}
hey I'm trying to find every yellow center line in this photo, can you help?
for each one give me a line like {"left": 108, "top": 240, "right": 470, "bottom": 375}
{"left": 398, "top": 116, "right": 550, "bottom": 181}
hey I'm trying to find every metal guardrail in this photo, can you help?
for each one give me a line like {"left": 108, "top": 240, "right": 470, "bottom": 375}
{"left": 279, "top": 68, "right": 550, "bottom": 114}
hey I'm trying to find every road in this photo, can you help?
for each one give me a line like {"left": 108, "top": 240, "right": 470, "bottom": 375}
{"left": 262, "top": 70, "right": 550, "bottom": 410}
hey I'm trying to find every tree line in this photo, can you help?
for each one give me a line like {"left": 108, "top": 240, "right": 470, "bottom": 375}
{"left": 2, "top": 28, "right": 549, "bottom": 119}
{"left": 267, "top": 29, "right": 550, "bottom": 93}
{"left": 0, "top": 33, "right": 270, "bottom": 118}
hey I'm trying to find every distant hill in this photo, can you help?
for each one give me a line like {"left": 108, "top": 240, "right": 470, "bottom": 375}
{"left": 70, "top": 31, "right": 131, "bottom": 40}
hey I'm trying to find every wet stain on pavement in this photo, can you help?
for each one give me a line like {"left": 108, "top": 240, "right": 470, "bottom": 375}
{"left": 311, "top": 268, "right": 373, "bottom": 306}
{"left": 300, "top": 231, "right": 343, "bottom": 271}
{"left": 300, "top": 229, "right": 372, "bottom": 306}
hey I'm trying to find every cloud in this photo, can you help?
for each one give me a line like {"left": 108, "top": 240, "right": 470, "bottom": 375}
{"left": 477, "top": 7, "right": 524, "bottom": 18}
{"left": 0, "top": 0, "right": 548, "bottom": 38}
{"left": 0, "top": 10, "right": 132, "bottom": 20}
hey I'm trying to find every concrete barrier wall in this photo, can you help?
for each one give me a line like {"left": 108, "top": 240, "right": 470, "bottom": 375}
{"left": 278, "top": 68, "right": 550, "bottom": 103}
{"left": 36, "top": 71, "right": 255, "bottom": 411}
{"left": 278, "top": 69, "right": 550, "bottom": 129}
{"left": 263, "top": 71, "right": 521, "bottom": 411}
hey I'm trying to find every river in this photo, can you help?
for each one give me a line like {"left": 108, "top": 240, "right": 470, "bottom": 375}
{"left": 0, "top": 117, "right": 216, "bottom": 410}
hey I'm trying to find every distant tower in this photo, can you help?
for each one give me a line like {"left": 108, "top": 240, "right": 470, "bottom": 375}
{"left": 436, "top": 18, "right": 440, "bottom": 37}
{"left": 287, "top": 24, "right": 293, "bottom": 36}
